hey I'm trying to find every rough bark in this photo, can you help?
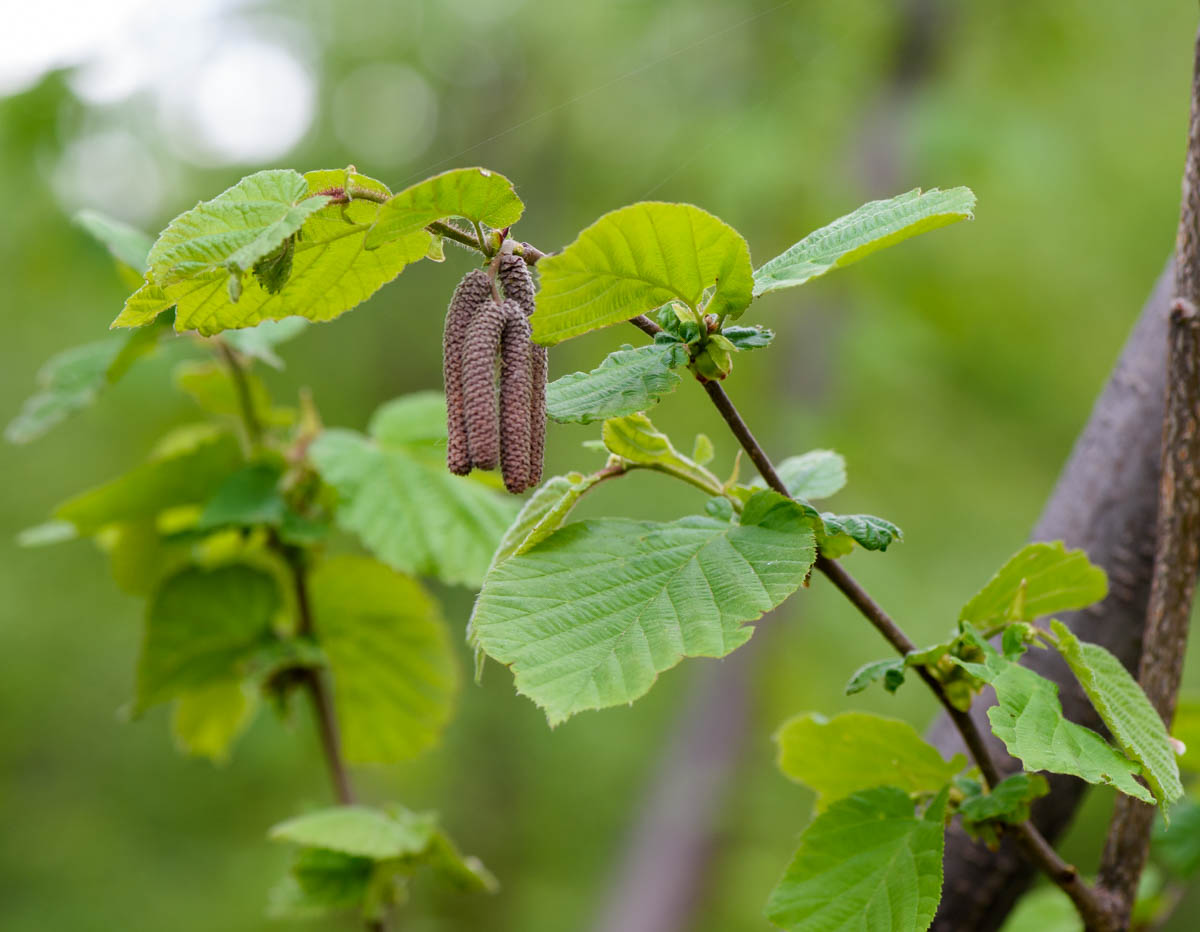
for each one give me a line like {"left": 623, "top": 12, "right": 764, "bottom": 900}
{"left": 929, "top": 261, "right": 1173, "bottom": 931}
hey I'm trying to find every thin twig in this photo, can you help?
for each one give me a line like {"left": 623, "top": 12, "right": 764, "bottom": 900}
{"left": 1096, "top": 25, "right": 1200, "bottom": 927}
{"left": 215, "top": 340, "right": 264, "bottom": 453}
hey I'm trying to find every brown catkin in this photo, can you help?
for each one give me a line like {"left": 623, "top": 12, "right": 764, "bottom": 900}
{"left": 498, "top": 300, "right": 533, "bottom": 493}
{"left": 497, "top": 254, "right": 536, "bottom": 317}
{"left": 528, "top": 344, "right": 547, "bottom": 487}
{"left": 443, "top": 269, "right": 493, "bottom": 474}
{"left": 462, "top": 298, "right": 505, "bottom": 470}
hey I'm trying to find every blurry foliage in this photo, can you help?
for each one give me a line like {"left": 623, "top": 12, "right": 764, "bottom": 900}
{"left": 2, "top": 1, "right": 1200, "bottom": 930}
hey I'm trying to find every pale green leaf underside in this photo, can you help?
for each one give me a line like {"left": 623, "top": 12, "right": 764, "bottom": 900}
{"left": 114, "top": 171, "right": 429, "bottom": 336}
{"left": 270, "top": 805, "right": 435, "bottom": 860}
{"left": 775, "top": 712, "right": 965, "bottom": 811}
{"left": 470, "top": 491, "right": 815, "bottom": 724}
{"left": 146, "top": 169, "right": 330, "bottom": 284}
{"left": 961, "top": 641, "right": 1154, "bottom": 803}
{"left": 753, "top": 187, "right": 975, "bottom": 297}
{"left": 532, "top": 202, "right": 754, "bottom": 345}
{"left": 765, "top": 786, "right": 946, "bottom": 932}
{"left": 751, "top": 450, "right": 847, "bottom": 501}
{"left": 364, "top": 167, "right": 524, "bottom": 249}
{"left": 959, "top": 541, "right": 1108, "bottom": 625}
{"left": 309, "top": 394, "right": 518, "bottom": 588}
{"left": 309, "top": 555, "right": 457, "bottom": 764}
{"left": 545, "top": 342, "right": 687, "bottom": 423}
{"left": 1052, "top": 621, "right": 1182, "bottom": 809}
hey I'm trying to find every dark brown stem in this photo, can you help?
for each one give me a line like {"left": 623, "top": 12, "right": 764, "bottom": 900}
{"left": 1096, "top": 27, "right": 1200, "bottom": 925}
{"left": 215, "top": 340, "right": 263, "bottom": 453}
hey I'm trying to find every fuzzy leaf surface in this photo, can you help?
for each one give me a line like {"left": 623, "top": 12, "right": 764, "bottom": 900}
{"left": 959, "top": 541, "right": 1108, "bottom": 625}
{"left": 365, "top": 167, "right": 523, "bottom": 248}
{"left": 775, "top": 712, "right": 965, "bottom": 810}
{"left": 310, "top": 555, "right": 456, "bottom": 764}
{"left": 764, "top": 787, "right": 947, "bottom": 932}
{"left": 545, "top": 343, "right": 687, "bottom": 423}
{"left": 1052, "top": 621, "right": 1182, "bottom": 809}
{"left": 309, "top": 393, "right": 518, "bottom": 587}
{"left": 753, "top": 187, "right": 975, "bottom": 296}
{"left": 532, "top": 202, "right": 754, "bottom": 345}
{"left": 470, "top": 490, "right": 815, "bottom": 724}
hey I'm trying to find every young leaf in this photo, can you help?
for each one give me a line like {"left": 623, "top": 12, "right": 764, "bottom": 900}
{"left": 6, "top": 338, "right": 123, "bottom": 444}
{"left": 309, "top": 556, "right": 457, "bottom": 764}
{"left": 269, "top": 805, "right": 436, "bottom": 859}
{"left": 602, "top": 412, "right": 723, "bottom": 495}
{"left": 819, "top": 513, "right": 903, "bottom": 552}
{"left": 364, "top": 167, "right": 523, "bottom": 249}
{"left": 469, "top": 490, "right": 815, "bottom": 724}
{"left": 750, "top": 450, "right": 847, "bottom": 501}
{"left": 114, "top": 170, "right": 430, "bottom": 335}
{"left": 55, "top": 426, "right": 242, "bottom": 535}
{"left": 753, "top": 187, "right": 975, "bottom": 297}
{"left": 764, "top": 786, "right": 947, "bottom": 932}
{"left": 309, "top": 393, "right": 518, "bottom": 588}
{"left": 136, "top": 564, "right": 282, "bottom": 712}
{"left": 721, "top": 324, "right": 774, "bottom": 350}
{"left": 1051, "top": 621, "right": 1182, "bottom": 810}
{"left": 144, "top": 169, "right": 331, "bottom": 285}
{"left": 844, "top": 658, "right": 907, "bottom": 695}
{"left": 545, "top": 343, "right": 688, "bottom": 424}
{"left": 268, "top": 848, "right": 375, "bottom": 919}
{"left": 488, "top": 471, "right": 606, "bottom": 567}
{"left": 775, "top": 712, "right": 966, "bottom": 810}
{"left": 171, "top": 679, "right": 258, "bottom": 764}
{"left": 195, "top": 463, "right": 288, "bottom": 530}
{"left": 532, "top": 202, "right": 754, "bottom": 345}
{"left": 956, "top": 636, "right": 1154, "bottom": 803}
{"left": 959, "top": 541, "right": 1108, "bottom": 626}
{"left": 957, "top": 773, "right": 1050, "bottom": 844}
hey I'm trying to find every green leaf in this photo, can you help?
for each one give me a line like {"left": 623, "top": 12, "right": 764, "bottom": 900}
{"left": 136, "top": 564, "right": 282, "bottom": 712}
{"left": 753, "top": 187, "right": 975, "bottom": 297}
{"left": 764, "top": 786, "right": 947, "bottom": 932}
{"left": 545, "top": 343, "right": 688, "bottom": 423}
{"left": 721, "top": 324, "right": 774, "bottom": 350}
{"left": 775, "top": 712, "right": 966, "bottom": 810}
{"left": 956, "top": 634, "right": 1154, "bottom": 803}
{"left": 751, "top": 450, "right": 846, "bottom": 501}
{"left": 196, "top": 463, "right": 287, "bottom": 530}
{"left": 144, "top": 169, "right": 331, "bottom": 285}
{"left": 1051, "top": 621, "right": 1182, "bottom": 810}
{"left": 309, "top": 556, "right": 457, "bottom": 764}
{"left": 488, "top": 471, "right": 606, "bottom": 567}
{"left": 1154, "top": 799, "right": 1200, "bottom": 878}
{"left": 692, "top": 433, "right": 715, "bottom": 465}
{"left": 820, "top": 513, "right": 903, "bottom": 552}
{"left": 532, "top": 202, "right": 754, "bottom": 345}
{"left": 171, "top": 680, "right": 258, "bottom": 764}
{"left": 114, "top": 170, "right": 430, "bottom": 335}
{"left": 309, "top": 393, "right": 518, "bottom": 588}
{"left": 74, "top": 208, "right": 153, "bottom": 274}
{"left": 55, "top": 426, "right": 242, "bottom": 535}
{"left": 959, "top": 541, "right": 1108, "bottom": 626}
{"left": 6, "top": 338, "right": 122, "bottom": 444}
{"left": 958, "top": 773, "right": 1050, "bottom": 843}
{"left": 174, "top": 359, "right": 293, "bottom": 427}
{"left": 602, "top": 412, "right": 724, "bottom": 495}
{"left": 270, "top": 805, "right": 436, "bottom": 859}
{"left": 844, "top": 658, "right": 907, "bottom": 695}
{"left": 999, "top": 886, "right": 1082, "bottom": 932}
{"left": 268, "top": 848, "right": 374, "bottom": 919}
{"left": 223, "top": 317, "right": 308, "bottom": 369}
{"left": 469, "top": 490, "right": 816, "bottom": 724}
{"left": 364, "top": 167, "right": 523, "bottom": 249}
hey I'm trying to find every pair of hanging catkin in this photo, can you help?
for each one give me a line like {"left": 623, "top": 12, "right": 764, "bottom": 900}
{"left": 444, "top": 254, "right": 546, "bottom": 493}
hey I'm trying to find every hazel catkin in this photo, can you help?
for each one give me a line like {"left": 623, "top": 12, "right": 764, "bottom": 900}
{"left": 461, "top": 298, "right": 506, "bottom": 471}
{"left": 498, "top": 300, "right": 534, "bottom": 493}
{"left": 443, "top": 269, "right": 493, "bottom": 475}
{"left": 498, "top": 252, "right": 546, "bottom": 488}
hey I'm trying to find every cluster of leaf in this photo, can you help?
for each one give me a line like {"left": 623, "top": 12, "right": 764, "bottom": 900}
{"left": 762, "top": 542, "right": 1184, "bottom": 931}
{"left": 11, "top": 203, "right": 523, "bottom": 923}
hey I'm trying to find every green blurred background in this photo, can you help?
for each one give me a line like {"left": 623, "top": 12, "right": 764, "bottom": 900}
{"left": 2, "top": 1, "right": 1198, "bottom": 929}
